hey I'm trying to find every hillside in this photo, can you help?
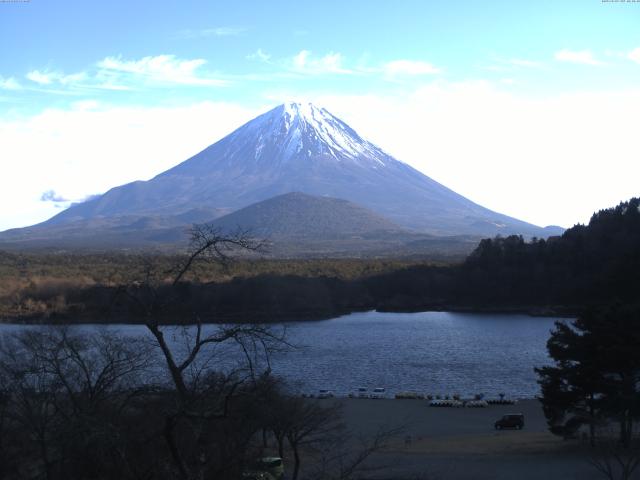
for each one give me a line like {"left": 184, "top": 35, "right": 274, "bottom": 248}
{"left": 210, "top": 192, "right": 401, "bottom": 238}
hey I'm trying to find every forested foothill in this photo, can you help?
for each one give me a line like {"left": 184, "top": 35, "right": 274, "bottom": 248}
{"left": 1, "top": 197, "right": 638, "bottom": 324}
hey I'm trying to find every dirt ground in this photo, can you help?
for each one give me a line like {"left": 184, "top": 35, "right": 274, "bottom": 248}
{"left": 331, "top": 398, "right": 607, "bottom": 480}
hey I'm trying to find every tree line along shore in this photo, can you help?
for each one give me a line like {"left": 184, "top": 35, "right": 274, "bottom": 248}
{"left": 0, "top": 197, "right": 639, "bottom": 324}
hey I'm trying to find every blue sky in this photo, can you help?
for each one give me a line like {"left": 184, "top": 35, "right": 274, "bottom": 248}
{"left": 1, "top": 0, "right": 640, "bottom": 230}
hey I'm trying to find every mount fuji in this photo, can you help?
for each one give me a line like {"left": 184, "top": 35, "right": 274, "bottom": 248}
{"left": 1, "top": 102, "right": 562, "bottom": 251}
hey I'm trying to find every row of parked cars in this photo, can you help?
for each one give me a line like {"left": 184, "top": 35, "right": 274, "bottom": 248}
{"left": 313, "top": 387, "right": 388, "bottom": 399}
{"left": 348, "top": 387, "right": 387, "bottom": 399}
{"left": 429, "top": 399, "right": 491, "bottom": 407}
{"left": 314, "top": 389, "right": 519, "bottom": 404}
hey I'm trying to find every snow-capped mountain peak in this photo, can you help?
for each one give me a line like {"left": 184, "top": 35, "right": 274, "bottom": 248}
{"left": 247, "top": 101, "right": 387, "bottom": 164}
{"left": 282, "top": 101, "right": 326, "bottom": 129}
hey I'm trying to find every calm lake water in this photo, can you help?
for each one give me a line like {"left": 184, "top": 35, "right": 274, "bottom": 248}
{"left": 0, "top": 311, "right": 564, "bottom": 399}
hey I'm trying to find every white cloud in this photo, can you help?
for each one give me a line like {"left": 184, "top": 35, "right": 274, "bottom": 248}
{"left": 292, "top": 50, "right": 310, "bottom": 69}
{"left": 26, "top": 70, "right": 89, "bottom": 86}
{"left": 0, "top": 102, "right": 262, "bottom": 230}
{"left": 247, "top": 48, "right": 272, "bottom": 63}
{"left": 97, "top": 54, "right": 227, "bottom": 86}
{"left": 25, "top": 59, "right": 218, "bottom": 92}
{"left": 289, "top": 50, "right": 352, "bottom": 75}
{"left": 177, "top": 27, "right": 247, "bottom": 38}
{"left": 554, "top": 49, "right": 603, "bottom": 66}
{"left": 628, "top": 47, "right": 640, "bottom": 64}
{"left": 0, "top": 75, "right": 21, "bottom": 90}
{"left": 284, "top": 52, "right": 441, "bottom": 78}
{"left": 383, "top": 60, "right": 441, "bottom": 76}
{"left": 26, "top": 70, "right": 55, "bottom": 85}
{"left": 40, "top": 189, "right": 69, "bottom": 203}
{"left": 71, "top": 100, "right": 101, "bottom": 111}
{"left": 208, "top": 27, "right": 246, "bottom": 36}
{"left": 57, "top": 72, "right": 88, "bottom": 85}
{"left": 604, "top": 49, "right": 626, "bottom": 59}
{"left": 19, "top": 54, "right": 227, "bottom": 95}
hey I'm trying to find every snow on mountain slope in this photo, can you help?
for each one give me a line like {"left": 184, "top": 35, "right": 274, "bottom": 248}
{"left": 278, "top": 102, "right": 387, "bottom": 163}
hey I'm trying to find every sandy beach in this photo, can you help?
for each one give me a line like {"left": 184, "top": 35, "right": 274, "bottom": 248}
{"left": 331, "top": 398, "right": 602, "bottom": 480}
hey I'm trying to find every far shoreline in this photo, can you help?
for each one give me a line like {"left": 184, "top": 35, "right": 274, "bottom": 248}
{"left": 0, "top": 305, "right": 580, "bottom": 326}
{"left": 0, "top": 304, "right": 578, "bottom": 326}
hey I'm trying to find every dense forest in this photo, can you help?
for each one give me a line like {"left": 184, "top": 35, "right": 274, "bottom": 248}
{"left": 1, "top": 197, "right": 638, "bottom": 324}
{"left": 372, "top": 196, "right": 640, "bottom": 313}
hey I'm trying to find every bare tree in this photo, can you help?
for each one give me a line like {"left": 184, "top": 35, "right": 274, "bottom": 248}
{"left": 264, "top": 389, "right": 404, "bottom": 480}
{"left": 306, "top": 425, "right": 404, "bottom": 480}
{"left": 588, "top": 427, "right": 640, "bottom": 480}
{"left": 0, "top": 331, "right": 64, "bottom": 480}
{"left": 0, "top": 327, "right": 154, "bottom": 480}
{"left": 116, "top": 224, "right": 289, "bottom": 480}
{"left": 280, "top": 397, "right": 344, "bottom": 480}
{"left": 119, "top": 225, "right": 279, "bottom": 395}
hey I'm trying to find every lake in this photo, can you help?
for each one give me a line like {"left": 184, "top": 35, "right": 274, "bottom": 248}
{"left": 0, "top": 311, "right": 564, "bottom": 399}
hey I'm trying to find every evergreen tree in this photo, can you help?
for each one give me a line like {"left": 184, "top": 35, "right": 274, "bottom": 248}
{"left": 537, "top": 305, "right": 640, "bottom": 447}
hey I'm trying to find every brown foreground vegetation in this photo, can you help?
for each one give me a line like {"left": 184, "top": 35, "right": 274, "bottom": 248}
{"left": 0, "top": 251, "right": 432, "bottom": 322}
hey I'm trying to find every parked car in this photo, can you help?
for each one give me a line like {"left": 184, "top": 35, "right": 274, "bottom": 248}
{"left": 494, "top": 413, "right": 525, "bottom": 430}
{"left": 318, "top": 389, "right": 334, "bottom": 399}
{"left": 243, "top": 457, "right": 284, "bottom": 480}
{"left": 356, "top": 387, "right": 368, "bottom": 398}
{"left": 370, "top": 387, "right": 386, "bottom": 399}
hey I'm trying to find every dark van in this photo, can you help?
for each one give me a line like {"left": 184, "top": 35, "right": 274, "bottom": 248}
{"left": 494, "top": 413, "right": 524, "bottom": 430}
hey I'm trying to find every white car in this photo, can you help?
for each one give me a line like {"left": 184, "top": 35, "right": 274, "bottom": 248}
{"left": 370, "top": 387, "right": 386, "bottom": 399}
{"left": 356, "top": 387, "right": 368, "bottom": 398}
{"left": 318, "top": 389, "right": 334, "bottom": 399}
